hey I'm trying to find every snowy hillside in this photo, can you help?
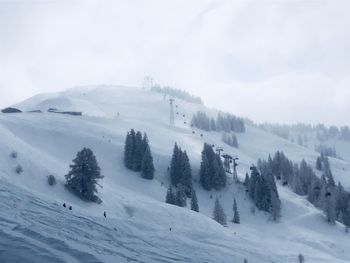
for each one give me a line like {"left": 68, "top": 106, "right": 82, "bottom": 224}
{"left": 1, "top": 85, "right": 350, "bottom": 263}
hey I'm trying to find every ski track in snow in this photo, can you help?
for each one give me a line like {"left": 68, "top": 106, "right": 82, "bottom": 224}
{"left": 0, "top": 181, "right": 272, "bottom": 263}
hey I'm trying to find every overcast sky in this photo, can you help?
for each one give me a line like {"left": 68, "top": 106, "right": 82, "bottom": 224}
{"left": 1, "top": 0, "right": 349, "bottom": 125}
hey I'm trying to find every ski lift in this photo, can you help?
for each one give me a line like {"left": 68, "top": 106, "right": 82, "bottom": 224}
{"left": 233, "top": 157, "right": 239, "bottom": 167}
{"left": 222, "top": 154, "right": 233, "bottom": 174}
{"left": 216, "top": 147, "right": 224, "bottom": 155}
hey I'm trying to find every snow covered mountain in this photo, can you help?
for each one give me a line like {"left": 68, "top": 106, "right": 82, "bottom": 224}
{"left": 1, "top": 85, "right": 350, "bottom": 263}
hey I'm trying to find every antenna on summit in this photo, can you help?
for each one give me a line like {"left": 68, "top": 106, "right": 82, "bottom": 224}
{"left": 169, "top": 98, "right": 175, "bottom": 125}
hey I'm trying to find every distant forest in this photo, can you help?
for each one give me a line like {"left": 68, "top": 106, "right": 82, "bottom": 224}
{"left": 255, "top": 122, "right": 350, "bottom": 143}
{"left": 151, "top": 85, "right": 203, "bottom": 105}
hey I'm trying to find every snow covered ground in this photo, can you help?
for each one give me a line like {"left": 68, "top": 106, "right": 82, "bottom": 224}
{"left": 0, "top": 85, "right": 350, "bottom": 262}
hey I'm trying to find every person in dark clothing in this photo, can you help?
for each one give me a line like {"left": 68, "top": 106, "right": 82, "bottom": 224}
{"left": 69, "top": 206, "right": 72, "bottom": 210}
{"left": 169, "top": 227, "right": 172, "bottom": 231}
{"left": 63, "top": 203, "right": 66, "bottom": 208}
{"left": 104, "top": 211, "right": 106, "bottom": 218}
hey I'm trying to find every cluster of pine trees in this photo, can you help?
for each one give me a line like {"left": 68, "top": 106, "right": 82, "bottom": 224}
{"left": 151, "top": 85, "right": 203, "bottom": 104}
{"left": 213, "top": 198, "right": 227, "bottom": 226}
{"left": 191, "top": 112, "right": 245, "bottom": 133}
{"left": 222, "top": 133, "right": 239, "bottom": 148}
{"left": 199, "top": 143, "right": 226, "bottom": 191}
{"left": 260, "top": 151, "right": 350, "bottom": 226}
{"left": 165, "top": 144, "right": 199, "bottom": 211}
{"left": 257, "top": 122, "right": 350, "bottom": 143}
{"left": 165, "top": 186, "right": 199, "bottom": 212}
{"left": 124, "top": 129, "right": 155, "bottom": 179}
{"left": 165, "top": 142, "right": 241, "bottom": 226}
{"left": 317, "top": 125, "right": 350, "bottom": 142}
{"left": 244, "top": 165, "right": 281, "bottom": 221}
{"left": 316, "top": 153, "right": 330, "bottom": 171}
{"left": 169, "top": 143, "right": 192, "bottom": 196}
{"left": 65, "top": 147, "right": 103, "bottom": 203}
{"left": 212, "top": 197, "right": 240, "bottom": 226}
{"left": 315, "top": 144, "right": 337, "bottom": 158}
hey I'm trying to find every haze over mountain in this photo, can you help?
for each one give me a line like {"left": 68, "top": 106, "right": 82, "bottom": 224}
{"left": 1, "top": 0, "right": 350, "bottom": 125}
{"left": 1, "top": 1, "right": 350, "bottom": 262}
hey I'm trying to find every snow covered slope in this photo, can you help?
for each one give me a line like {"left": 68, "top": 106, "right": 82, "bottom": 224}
{"left": 1, "top": 85, "right": 350, "bottom": 263}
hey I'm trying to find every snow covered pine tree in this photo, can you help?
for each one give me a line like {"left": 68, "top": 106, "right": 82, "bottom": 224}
{"left": 232, "top": 198, "right": 240, "bottom": 224}
{"left": 213, "top": 197, "right": 227, "bottom": 226}
{"left": 191, "top": 189, "right": 199, "bottom": 212}
{"left": 165, "top": 186, "right": 176, "bottom": 205}
{"left": 65, "top": 147, "right": 103, "bottom": 203}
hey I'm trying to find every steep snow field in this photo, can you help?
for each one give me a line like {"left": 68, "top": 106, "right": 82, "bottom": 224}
{"left": 1, "top": 86, "right": 350, "bottom": 262}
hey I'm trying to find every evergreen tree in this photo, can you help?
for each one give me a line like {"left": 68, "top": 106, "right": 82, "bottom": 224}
{"left": 345, "top": 200, "right": 350, "bottom": 226}
{"left": 316, "top": 156, "right": 322, "bottom": 171}
{"left": 325, "top": 168, "right": 335, "bottom": 188}
{"left": 181, "top": 151, "right": 193, "bottom": 197}
{"left": 65, "top": 148, "right": 103, "bottom": 203}
{"left": 142, "top": 133, "right": 149, "bottom": 157}
{"left": 298, "top": 254, "right": 305, "bottom": 263}
{"left": 191, "top": 189, "right": 199, "bottom": 212}
{"left": 335, "top": 182, "right": 348, "bottom": 221}
{"left": 199, "top": 143, "right": 226, "bottom": 190}
{"left": 213, "top": 198, "right": 227, "bottom": 226}
{"left": 170, "top": 143, "right": 181, "bottom": 186}
{"left": 244, "top": 173, "right": 250, "bottom": 189}
{"left": 192, "top": 111, "right": 245, "bottom": 133}
{"left": 212, "top": 154, "right": 226, "bottom": 190}
{"left": 124, "top": 130, "right": 155, "bottom": 178}
{"left": 324, "top": 190, "right": 336, "bottom": 224}
{"left": 124, "top": 130, "right": 135, "bottom": 169}
{"left": 141, "top": 144, "right": 155, "bottom": 179}
{"left": 232, "top": 198, "right": 240, "bottom": 224}
{"left": 249, "top": 163, "right": 281, "bottom": 219}
{"left": 270, "top": 190, "right": 281, "bottom": 221}
{"left": 307, "top": 176, "right": 321, "bottom": 205}
{"left": 249, "top": 166, "right": 259, "bottom": 200}
{"left": 169, "top": 144, "right": 193, "bottom": 196}
{"left": 165, "top": 186, "right": 176, "bottom": 205}
{"left": 199, "top": 146, "right": 212, "bottom": 190}
{"left": 175, "top": 184, "right": 187, "bottom": 207}
{"left": 318, "top": 174, "right": 328, "bottom": 208}
{"left": 258, "top": 150, "right": 350, "bottom": 226}
{"left": 254, "top": 177, "right": 264, "bottom": 210}
{"left": 191, "top": 112, "right": 211, "bottom": 131}
{"left": 222, "top": 133, "right": 239, "bottom": 148}
{"left": 133, "top": 131, "right": 143, "bottom": 171}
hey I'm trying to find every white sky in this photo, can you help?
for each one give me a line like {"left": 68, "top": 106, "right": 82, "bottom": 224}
{"left": 0, "top": 0, "right": 349, "bottom": 125}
